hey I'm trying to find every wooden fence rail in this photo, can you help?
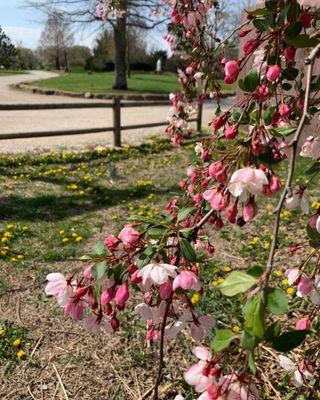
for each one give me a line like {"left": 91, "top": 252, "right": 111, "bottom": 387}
{"left": 0, "top": 97, "right": 203, "bottom": 147}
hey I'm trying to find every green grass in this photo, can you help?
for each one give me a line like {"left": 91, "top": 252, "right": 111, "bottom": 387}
{"left": 0, "top": 70, "right": 26, "bottom": 76}
{"left": 33, "top": 71, "right": 235, "bottom": 94}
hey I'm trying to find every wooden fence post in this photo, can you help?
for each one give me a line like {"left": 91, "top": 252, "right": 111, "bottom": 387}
{"left": 113, "top": 97, "right": 121, "bottom": 147}
{"left": 197, "top": 102, "right": 203, "bottom": 133}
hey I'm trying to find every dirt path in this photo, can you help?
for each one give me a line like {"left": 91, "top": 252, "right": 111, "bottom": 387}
{"left": 0, "top": 71, "right": 234, "bottom": 153}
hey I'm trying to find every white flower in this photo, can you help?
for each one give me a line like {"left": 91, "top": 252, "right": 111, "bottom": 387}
{"left": 279, "top": 356, "right": 303, "bottom": 387}
{"left": 316, "top": 215, "right": 320, "bottom": 233}
{"left": 300, "top": 136, "right": 320, "bottom": 159}
{"left": 228, "top": 167, "right": 269, "bottom": 202}
{"left": 285, "top": 188, "right": 309, "bottom": 214}
{"left": 45, "top": 273, "right": 73, "bottom": 307}
{"left": 137, "top": 263, "right": 177, "bottom": 286}
{"left": 297, "top": 0, "right": 320, "bottom": 8}
{"left": 194, "top": 142, "right": 204, "bottom": 157}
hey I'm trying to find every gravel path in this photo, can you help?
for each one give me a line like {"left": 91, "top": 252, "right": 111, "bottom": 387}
{"left": 0, "top": 71, "right": 234, "bottom": 153}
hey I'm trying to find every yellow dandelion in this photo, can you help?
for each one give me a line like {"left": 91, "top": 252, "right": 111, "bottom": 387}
{"left": 13, "top": 338, "right": 21, "bottom": 346}
{"left": 17, "top": 350, "right": 25, "bottom": 358}
{"left": 22, "top": 226, "right": 29, "bottom": 231}
{"left": 17, "top": 255, "right": 24, "bottom": 260}
{"left": 112, "top": 215, "right": 118, "bottom": 221}
{"left": 7, "top": 224, "right": 14, "bottom": 229}
{"left": 282, "top": 278, "right": 289, "bottom": 286}
{"left": 263, "top": 242, "right": 270, "bottom": 250}
{"left": 62, "top": 238, "right": 69, "bottom": 243}
{"left": 59, "top": 230, "right": 65, "bottom": 235}
{"left": 211, "top": 281, "right": 219, "bottom": 287}
{"left": 71, "top": 232, "right": 78, "bottom": 237}
{"left": 224, "top": 266, "right": 232, "bottom": 272}
{"left": 75, "top": 236, "right": 83, "bottom": 242}
{"left": 0, "top": 329, "right": 4, "bottom": 335}
{"left": 191, "top": 293, "right": 200, "bottom": 304}
{"left": 250, "top": 237, "right": 259, "bottom": 245}
{"left": 10, "top": 257, "right": 17, "bottom": 262}
{"left": 217, "top": 278, "right": 225, "bottom": 284}
{"left": 4, "top": 232, "right": 12, "bottom": 238}
{"left": 274, "top": 270, "right": 282, "bottom": 277}
{"left": 232, "top": 325, "right": 241, "bottom": 333}
{"left": 287, "top": 287, "right": 295, "bottom": 295}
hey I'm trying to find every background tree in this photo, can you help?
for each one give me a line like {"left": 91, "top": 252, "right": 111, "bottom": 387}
{"left": 38, "top": 12, "right": 74, "bottom": 71}
{"left": 25, "top": 0, "right": 170, "bottom": 89}
{"left": 0, "top": 26, "right": 17, "bottom": 69}
{"left": 15, "top": 47, "right": 41, "bottom": 70}
{"left": 68, "top": 45, "right": 92, "bottom": 69}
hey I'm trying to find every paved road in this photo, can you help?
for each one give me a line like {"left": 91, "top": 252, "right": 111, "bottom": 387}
{"left": 0, "top": 71, "right": 234, "bottom": 153}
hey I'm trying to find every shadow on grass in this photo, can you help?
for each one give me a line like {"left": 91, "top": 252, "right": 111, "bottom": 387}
{"left": 0, "top": 184, "right": 179, "bottom": 221}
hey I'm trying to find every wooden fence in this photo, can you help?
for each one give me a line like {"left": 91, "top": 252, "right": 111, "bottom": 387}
{"left": 0, "top": 98, "right": 203, "bottom": 147}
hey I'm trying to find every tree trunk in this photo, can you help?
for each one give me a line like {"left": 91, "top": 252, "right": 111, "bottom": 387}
{"left": 112, "top": 2, "right": 128, "bottom": 90}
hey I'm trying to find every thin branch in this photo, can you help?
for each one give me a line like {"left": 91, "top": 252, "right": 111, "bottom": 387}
{"left": 265, "top": 42, "right": 320, "bottom": 277}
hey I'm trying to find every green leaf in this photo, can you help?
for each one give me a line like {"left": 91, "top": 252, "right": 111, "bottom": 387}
{"left": 232, "top": 107, "right": 250, "bottom": 124}
{"left": 243, "top": 295, "right": 265, "bottom": 340}
{"left": 270, "top": 126, "right": 296, "bottom": 137}
{"left": 79, "top": 254, "right": 92, "bottom": 261}
{"left": 92, "top": 261, "right": 107, "bottom": 281}
{"left": 282, "top": 67, "right": 299, "bottom": 81}
{"left": 281, "top": 82, "right": 292, "bottom": 91}
{"left": 268, "top": 330, "right": 309, "bottom": 352}
{"left": 306, "top": 225, "right": 320, "bottom": 241}
{"left": 238, "top": 79, "right": 246, "bottom": 92}
{"left": 181, "top": 239, "right": 196, "bottom": 262}
{"left": 177, "top": 206, "right": 195, "bottom": 222}
{"left": 92, "top": 240, "right": 105, "bottom": 256}
{"left": 247, "top": 7, "right": 269, "bottom": 16}
{"left": 287, "top": 35, "right": 320, "bottom": 48}
{"left": 220, "top": 271, "right": 257, "bottom": 297}
{"left": 265, "top": 287, "right": 288, "bottom": 315}
{"left": 244, "top": 69, "right": 259, "bottom": 92}
{"left": 253, "top": 19, "right": 269, "bottom": 32}
{"left": 247, "top": 265, "right": 264, "bottom": 278}
{"left": 248, "top": 352, "right": 257, "bottom": 374}
{"left": 146, "top": 226, "right": 167, "bottom": 238}
{"left": 285, "top": 21, "right": 302, "bottom": 37}
{"left": 211, "top": 329, "right": 238, "bottom": 352}
{"left": 305, "top": 162, "right": 320, "bottom": 175}
{"left": 265, "top": 321, "right": 281, "bottom": 341}
{"left": 241, "top": 331, "right": 259, "bottom": 351}
{"left": 309, "top": 239, "right": 320, "bottom": 249}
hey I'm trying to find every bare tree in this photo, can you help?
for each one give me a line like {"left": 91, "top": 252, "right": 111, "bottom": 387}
{"left": 38, "top": 12, "right": 74, "bottom": 71}
{"left": 25, "top": 0, "right": 169, "bottom": 89}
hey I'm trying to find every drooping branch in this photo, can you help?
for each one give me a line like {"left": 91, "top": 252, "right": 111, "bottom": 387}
{"left": 266, "top": 43, "right": 320, "bottom": 278}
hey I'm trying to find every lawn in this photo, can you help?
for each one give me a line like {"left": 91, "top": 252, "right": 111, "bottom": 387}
{"left": 0, "top": 139, "right": 318, "bottom": 399}
{"left": 32, "top": 70, "right": 235, "bottom": 95}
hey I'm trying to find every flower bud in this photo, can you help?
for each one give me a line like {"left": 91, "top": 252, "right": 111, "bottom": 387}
{"left": 115, "top": 283, "right": 129, "bottom": 307}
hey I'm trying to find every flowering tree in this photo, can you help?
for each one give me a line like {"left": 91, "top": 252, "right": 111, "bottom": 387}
{"left": 45, "top": 0, "right": 320, "bottom": 399}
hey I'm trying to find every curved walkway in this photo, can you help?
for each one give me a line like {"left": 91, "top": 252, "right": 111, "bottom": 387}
{"left": 0, "top": 71, "right": 234, "bottom": 153}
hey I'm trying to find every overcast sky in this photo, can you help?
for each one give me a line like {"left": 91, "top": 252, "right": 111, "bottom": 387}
{"left": 0, "top": 0, "right": 168, "bottom": 51}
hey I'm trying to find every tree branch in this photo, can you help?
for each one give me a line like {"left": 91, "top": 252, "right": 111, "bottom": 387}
{"left": 265, "top": 43, "right": 320, "bottom": 278}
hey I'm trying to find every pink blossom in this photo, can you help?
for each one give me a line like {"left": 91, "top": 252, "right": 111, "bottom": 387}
{"left": 224, "top": 124, "right": 238, "bottom": 139}
{"left": 285, "top": 268, "right": 302, "bottom": 285}
{"left": 296, "top": 316, "right": 311, "bottom": 330}
{"left": 298, "top": 0, "right": 320, "bottom": 7}
{"left": 83, "top": 266, "right": 93, "bottom": 280}
{"left": 184, "top": 346, "right": 214, "bottom": 392}
{"left": 208, "top": 161, "right": 226, "bottom": 183}
{"left": 257, "top": 85, "right": 269, "bottom": 101}
{"left": 266, "top": 65, "right": 281, "bottom": 81}
{"left": 285, "top": 189, "right": 309, "bottom": 214}
{"left": 173, "top": 271, "right": 201, "bottom": 291}
{"left": 269, "top": 175, "right": 281, "bottom": 193}
{"left": 137, "top": 263, "right": 177, "bottom": 286}
{"left": 284, "top": 46, "right": 296, "bottom": 63}
{"left": 300, "top": 136, "right": 320, "bottom": 160}
{"left": 297, "top": 277, "right": 313, "bottom": 297}
{"left": 101, "top": 288, "right": 114, "bottom": 305}
{"left": 211, "top": 115, "right": 227, "bottom": 131}
{"left": 64, "top": 299, "right": 84, "bottom": 320}
{"left": 104, "top": 235, "right": 119, "bottom": 251}
{"left": 115, "top": 283, "right": 129, "bottom": 307}
{"left": 45, "top": 273, "right": 73, "bottom": 307}
{"left": 118, "top": 225, "right": 140, "bottom": 246}
{"left": 279, "top": 103, "right": 291, "bottom": 117}
{"left": 84, "top": 315, "right": 100, "bottom": 335}
{"left": 228, "top": 167, "right": 269, "bottom": 201}
{"left": 159, "top": 279, "right": 173, "bottom": 299}
{"left": 243, "top": 39, "right": 258, "bottom": 56}
{"left": 224, "top": 60, "right": 239, "bottom": 84}
{"left": 242, "top": 201, "right": 258, "bottom": 221}
{"left": 226, "top": 203, "right": 238, "bottom": 223}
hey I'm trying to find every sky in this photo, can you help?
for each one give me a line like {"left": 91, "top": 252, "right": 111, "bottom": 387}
{"left": 0, "top": 0, "right": 168, "bottom": 51}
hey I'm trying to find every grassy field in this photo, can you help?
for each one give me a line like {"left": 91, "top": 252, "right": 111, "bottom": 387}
{"left": 33, "top": 70, "right": 235, "bottom": 94}
{"left": 0, "top": 139, "right": 318, "bottom": 399}
{"left": 0, "top": 70, "right": 26, "bottom": 76}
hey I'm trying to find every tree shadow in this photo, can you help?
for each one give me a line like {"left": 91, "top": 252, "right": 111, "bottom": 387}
{"left": 0, "top": 184, "right": 179, "bottom": 222}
